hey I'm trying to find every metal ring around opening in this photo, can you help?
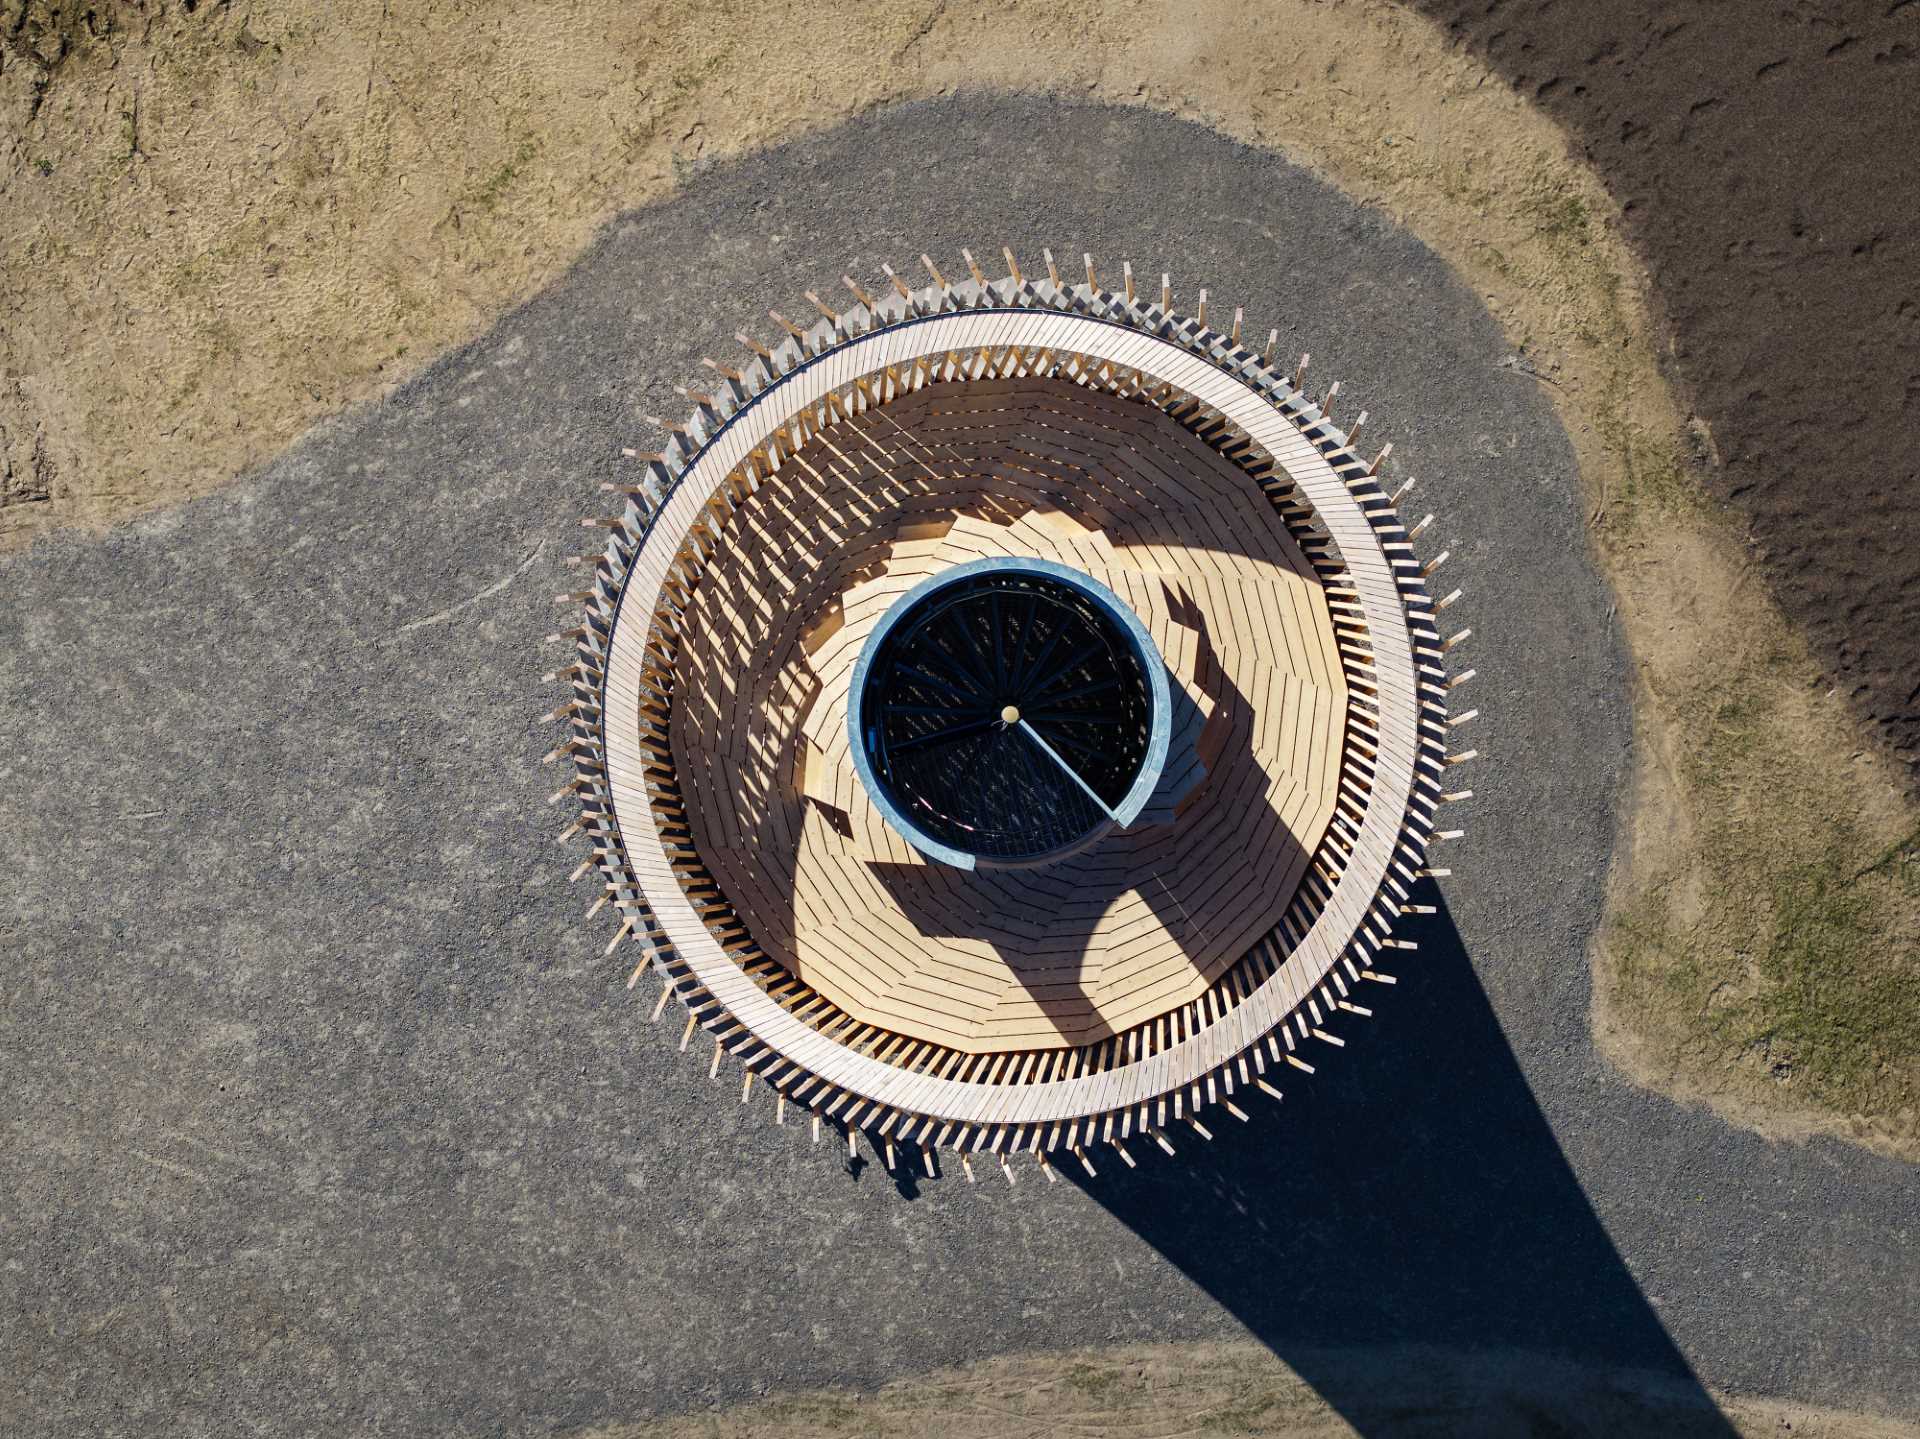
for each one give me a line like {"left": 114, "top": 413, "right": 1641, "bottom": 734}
{"left": 846, "top": 556, "right": 1173, "bottom": 869}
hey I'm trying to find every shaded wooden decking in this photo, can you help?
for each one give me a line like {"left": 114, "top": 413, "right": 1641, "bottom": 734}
{"left": 669, "top": 379, "right": 1347, "bottom": 1051}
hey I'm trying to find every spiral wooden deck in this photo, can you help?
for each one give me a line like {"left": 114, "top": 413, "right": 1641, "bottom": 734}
{"left": 546, "top": 251, "right": 1474, "bottom": 1179}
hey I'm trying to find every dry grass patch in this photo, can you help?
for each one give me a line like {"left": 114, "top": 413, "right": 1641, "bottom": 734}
{"left": 577, "top": 1341, "right": 1920, "bottom": 1439}
{"left": 1599, "top": 493, "right": 1920, "bottom": 1153}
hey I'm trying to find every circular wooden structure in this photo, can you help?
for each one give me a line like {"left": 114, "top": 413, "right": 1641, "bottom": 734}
{"left": 547, "top": 251, "right": 1474, "bottom": 1180}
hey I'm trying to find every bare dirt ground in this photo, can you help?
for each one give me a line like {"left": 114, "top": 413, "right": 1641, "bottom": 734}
{"left": 1414, "top": 0, "right": 1920, "bottom": 780}
{"left": 1400, "top": 0, "right": 1920, "bottom": 1157}
{"left": 0, "top": 0, "right": 1912, "bottom": 1289}
{"left": 610, "top": 1342, "right": 1920, "bottom": 1439}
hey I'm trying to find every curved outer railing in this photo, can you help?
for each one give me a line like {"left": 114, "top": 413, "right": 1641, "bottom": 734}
{"left": 546, "top": 257, "right": 1473, "bottom": 1169}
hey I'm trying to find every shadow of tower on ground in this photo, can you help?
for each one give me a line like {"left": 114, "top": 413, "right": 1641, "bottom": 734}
{"left": 1069, "top": 889, "right": 1741, "bottom": 1436}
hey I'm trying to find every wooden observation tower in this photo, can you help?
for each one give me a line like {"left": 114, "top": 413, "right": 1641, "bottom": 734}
{"left": 546, "top": 249, "right": 1474, "bottom": 1182}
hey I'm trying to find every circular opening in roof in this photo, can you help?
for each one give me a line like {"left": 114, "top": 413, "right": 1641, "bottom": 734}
{"left": 849, "top": 558, "right": 1169, "bottom": 867}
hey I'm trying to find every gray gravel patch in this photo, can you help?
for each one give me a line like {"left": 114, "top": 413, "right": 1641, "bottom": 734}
{"left": 2, "top": 95, "right": 1914, "bottom": 1437}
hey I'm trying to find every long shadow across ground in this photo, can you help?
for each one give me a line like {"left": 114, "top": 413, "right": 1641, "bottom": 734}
{"left": 1076, "top": 892, "right": 1738, "bottom": 1436}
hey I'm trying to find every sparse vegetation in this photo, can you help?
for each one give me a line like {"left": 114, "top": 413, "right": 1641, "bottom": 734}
{"left": 1609, "top": 682, "right": 1920, "bottom": 1133}
{"left": 464, "top": 138, "right": 538, "bottom": 212}
{"left": 1535, "top": 191, "right": 1592, "bottom": 244}
{"left": 581, "top": 1343, "right": 1920, "bottom": 1438}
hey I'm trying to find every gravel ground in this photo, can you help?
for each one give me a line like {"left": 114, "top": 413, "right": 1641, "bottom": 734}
{"left": 3, "top": 98, "right": 1914, "bottom": 1438}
